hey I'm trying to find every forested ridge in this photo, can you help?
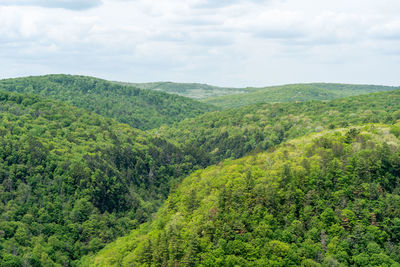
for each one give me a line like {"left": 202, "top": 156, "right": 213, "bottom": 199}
{"left": 203, "top": 83, "right": 400, "bottom": 109}
{"left": 85, "top": 125, "right": 400, "bottom": 266}
{"left": 157, "top": 90, "right": 400, "bottom": 166}
{"left": 0, "top": 75, "right": 217, "bottom": 130}
{"left": 0, "top": 75, "right": 400, "bottom": 266}
{"left": 118, "top": 81, "right": 246, "bottom": 99}
{"left": 0, "top": 90, "right": 203, "bottom": 266}
{"left": 121, "top": 82, "right": 398, "bottom": 106}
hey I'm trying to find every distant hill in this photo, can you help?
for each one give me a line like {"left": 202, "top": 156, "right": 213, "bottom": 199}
{"left": 0, "top": 90, "right": 201, "bottom": 266}
{"left": 85, "top": 125, "right": 400, "bottom": 266}
{"left": 120, "top": 81, "right": 399, "bottom": 109}
{"left": 156, "top": 89, "right": 400, "bottom": 166}
{"left": 0, "top": 75, "right": 217, "bottom": 130}
{"left": 203, "top": 83, "right": 400, "bottom": 109}
{"left": 118, "top": 81, "right": 246, "bottom": 99}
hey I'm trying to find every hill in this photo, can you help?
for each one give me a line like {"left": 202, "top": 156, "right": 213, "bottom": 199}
{"left": 85, "top": 125, "right": 400, "bottom": 266}
{"left": 0, "top": 75, "right": 217, "bottom": 130}
{"left": 118, "top": 81, "right": 245, "bottom": 99}
{"left": 120, "top": 81, "right": 398, "bottom": 109}
{"left": 203, "top": 83, "right": 400, "bottom": 109}
{"left": 156, "top": 89, "right": 400, "bottom": 166}
{"left": 2, "top": 77, "right": 400, "bottom": 266}
{"left": 0, "top": 90, "right": 201, "bottom": 266}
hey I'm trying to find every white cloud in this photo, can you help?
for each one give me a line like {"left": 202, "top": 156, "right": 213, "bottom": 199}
{"left": 189, "top": 0, "right": 271, "bottom": 9}
{"left": 0, "top": 0, "right": 102, "bottom": 10}
{"left": 369, "top": 20, "right": 400, "bottom": 40}
{"left": 0, "top": 0, "right": 399, "bottom": 86}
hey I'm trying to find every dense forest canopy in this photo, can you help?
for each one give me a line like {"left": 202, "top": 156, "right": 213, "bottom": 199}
{"left": 0, "top": 90, "right": 203, "bottom": 266}
{"left": 117, "top": 81, "right": 246, "bottom": 99}
{"left": 124, "top": 81, "right": 399, "bottom": 108}
{"left": 0, "top": 75, "right": 399, "bottom": 266}
{"left": 203, "top": 83, "right": 400, "bottom": 109}
{"left": 85, "top": 125, "right": 400, "bottom": 266}
{"left": 0, "top": 75, "right": 217, "bottom": 130}
{"left": 157, "top": 89, "right": 400, "bottom": 166}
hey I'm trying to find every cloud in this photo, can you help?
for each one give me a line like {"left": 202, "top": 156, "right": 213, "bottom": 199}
{"left": 190, "top": 0, "right": 272, "bottom": 9}
{"left": 0, "top": 0, "right": 399, "bottom": 86}
{"left": 369, "top": 20, "right": 400, "bottom": 40}
{"left": 0, "top": 0, "right": 102, "bottom": 10}
{"left": 174, "top": 17, "right": 222, "bottom": 27}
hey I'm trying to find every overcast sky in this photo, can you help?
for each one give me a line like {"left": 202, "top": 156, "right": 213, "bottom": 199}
{"left": 0, "top": 0, "right": 399, "bottom": 87}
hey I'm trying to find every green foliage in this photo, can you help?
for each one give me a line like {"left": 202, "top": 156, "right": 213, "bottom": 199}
{"left": 121, "top": 81, "right": 246, "bottom": 99}
{"left": 0, "top": 90, "right": 201, "bottom": 265}
{"left": 1, "top": 76, "right": 400, "bottom": 266}
{"left": 390, "top": 123, "right": 400, "bottom": 138}
{"left": 203, "top": 83, "right": 400, "bottom": 109}
{"left": 158, "top": 89, "right": 400, "bottom": 166}
{"left": 122, "top": 82, "right": 398, "bottom": 106}
{"left": 0, "top": 74, "right": 217, "bottom": 130}
{"left": 87, "top": 126, "right": 400, "bottom": 266}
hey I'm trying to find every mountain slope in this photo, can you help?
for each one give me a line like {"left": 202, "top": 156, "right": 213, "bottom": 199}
{"left": 203, "top": 83, "right": 400, "bottom": 109}
{"left": 0, "top": 90, "right": 201, "bottom": 266}
{"left": 124, "top": 81, "right": 398, "bottom": 108}
{"left": 157, "top": 89, "right": 400, "bottom": 166}
{"left": 0, "top": 75, "right": 217, "bottom": 130}
{"left": 86, "top": 125, "right": 400, "bottom": 266}
{"left": 119, "top": 81, "right": 246, "bottom": 99}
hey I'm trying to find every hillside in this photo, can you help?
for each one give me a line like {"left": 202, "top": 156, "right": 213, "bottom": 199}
{"left": 119, "top": 81, "right": 246, "bottom": 99}
{"left": 0, "top": 90, "right": 202, "bottom": 266}
{"left": 85, "top": 125, "right": 400, "bottom": 266}
{"left": 203, "top": 83, "right": 400, "bottom": 109}
{"left": 121, "top": 81, "right": 398, "bottom": 109}
{"left": 1, "top": 78, "right": 400, "bottom": 266}
{"left": 157, "top": 89, "right": 400, "bottom": 166}
{"left": 0, "top": 75, "right": 217, "bottom": 130}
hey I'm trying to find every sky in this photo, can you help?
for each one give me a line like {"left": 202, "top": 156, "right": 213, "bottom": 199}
{"left": 0, "top": 0, "right": 399, "bottom": 87}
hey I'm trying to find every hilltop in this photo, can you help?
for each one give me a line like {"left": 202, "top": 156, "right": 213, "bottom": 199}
{"left": 0, "top": 75, "right": 217, "bottom": 130}
{"left": 123, "top": 81, "right": 398, "bottom": 109}
{"left": 117, "top": 81, "right": 245, "bottom": 99}
{"left": 203, "top": 83, "right": 400, "bottom": 109}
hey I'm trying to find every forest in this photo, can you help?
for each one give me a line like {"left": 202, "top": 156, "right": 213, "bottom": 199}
{"left": 118, "top": 81, "right": 246, "bottom": 99}
{"left": 131, "top": 81, "right": 398, "bottom": 108}
{"left": 86, "top": 125, "right": 400, "bottom": 266}
{"left": 157, "top": 90, "right": 400, "bottom": 166}
{"left": 0, "top": 75, "right": 399, "bottom": 266}
{"left": 0, "top": 75, "right": 216, "bottom": 130}
{"left": 202, "top": 83, "right": 400, "bottom": 109}
{"left": 0, "top": 90, "right": 204, "bottom": 266}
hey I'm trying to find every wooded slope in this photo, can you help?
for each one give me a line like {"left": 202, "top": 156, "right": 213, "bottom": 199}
{"left": 0, "top": 90, "right": 200, "bottom": 266}
{"left": 158, "top": 89, "right": 400, "bottom": 166}
{"left": 203, "top": 83, "right": 400, "bottom": 109}
{"left": 86, "top": 125, "right": 400, "bottom": 266}
{"left": 0, "top": 75, "right": 217, "bottom": 130}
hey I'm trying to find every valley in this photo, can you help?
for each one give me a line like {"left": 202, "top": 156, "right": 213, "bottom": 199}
{"left": 0, "top": 75, "right": 399, "bottom": 266}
